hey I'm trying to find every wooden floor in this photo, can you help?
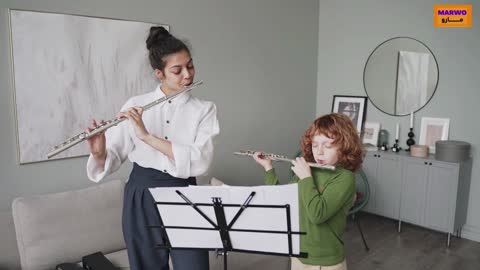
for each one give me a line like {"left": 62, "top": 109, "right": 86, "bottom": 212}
{"left": 344, "top": 213, "right": 480, "bottom": 270}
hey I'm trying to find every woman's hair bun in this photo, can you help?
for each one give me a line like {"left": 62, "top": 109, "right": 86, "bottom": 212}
{"left": 145, "top": 26, "right": 190, "bottom": 70}
{"left": 146, "top": 26, "right": 171, "bottom": 50}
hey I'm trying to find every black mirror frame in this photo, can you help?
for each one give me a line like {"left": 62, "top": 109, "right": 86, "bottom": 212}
{"left": 362, "top": 37, "right": 440, "bottom": 117}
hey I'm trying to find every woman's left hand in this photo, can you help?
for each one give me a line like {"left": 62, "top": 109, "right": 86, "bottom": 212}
{"left": 291, "top": 157, "right": 312, "bottom": 180}
{"left": 118, "top": 107, "right": 149, "bottom": 141}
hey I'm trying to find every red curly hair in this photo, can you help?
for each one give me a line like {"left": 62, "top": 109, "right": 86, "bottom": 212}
{"left": 300, "top": 113, "right": 364, "bottom": 171}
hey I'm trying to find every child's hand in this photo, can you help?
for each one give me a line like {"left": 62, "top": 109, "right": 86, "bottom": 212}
{"left": 291, "top": 157, "right": 312, "bottom": 180}
{"left": 253, "top": 151, "right": 273, "bottom": 171}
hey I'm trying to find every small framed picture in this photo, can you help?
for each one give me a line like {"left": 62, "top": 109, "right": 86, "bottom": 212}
{"left": 362, "top": 122, "right": 381, "bottom": 146}
{"left": 331, "top": 95, "right": 368, "bottom": 134}
{"left": 419, "top": 117, "right": 450, "bottom": 153}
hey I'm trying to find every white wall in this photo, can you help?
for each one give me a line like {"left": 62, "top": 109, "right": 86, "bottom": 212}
{"left": 316, "top": 0, "right": 480, "bottom": 241}
{"left": 0, "top": 0, "right": 319, "bottom": 268}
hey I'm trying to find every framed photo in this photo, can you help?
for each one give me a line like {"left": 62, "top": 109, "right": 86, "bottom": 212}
{"left": 362, "top": 122, "right": 381, "bottom": 146}
{"left": 331, "top": 95, "right": 368, "bottom": 134}
{"left": 419, "top": 117, "right": 450, "bottom": 153}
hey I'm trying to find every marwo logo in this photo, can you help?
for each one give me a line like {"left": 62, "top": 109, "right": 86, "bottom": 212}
{"left": 434, "top": 4, "right": 472, "bottom": 27}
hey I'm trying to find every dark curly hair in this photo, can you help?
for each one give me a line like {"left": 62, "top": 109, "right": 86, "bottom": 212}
{"left": 146, "top": 26, "right": 190, "bottom": 71}
{"left": 300, "top": 113, "right": 364, "bottom": 171}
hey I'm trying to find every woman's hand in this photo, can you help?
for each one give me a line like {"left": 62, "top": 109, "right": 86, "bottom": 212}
{"left": 291, "top": 157, "right": 312, "bottom": 180}
{"left": 86, "top": 119, "right": 107, "bottom": 162}
{"left": 253, "top": 151, "right": 273, "bottom": 171}
{"left": 118, "top": 107, "right": 150, "bottom": 141}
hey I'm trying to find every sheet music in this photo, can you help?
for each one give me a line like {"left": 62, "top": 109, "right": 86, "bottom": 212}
{"left": 149, "top": 184, "right": 300, "bottom": 255}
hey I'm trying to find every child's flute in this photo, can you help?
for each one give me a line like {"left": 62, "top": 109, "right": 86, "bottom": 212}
{"left": 234, "top": 150, "right": 336, "bottom": 170}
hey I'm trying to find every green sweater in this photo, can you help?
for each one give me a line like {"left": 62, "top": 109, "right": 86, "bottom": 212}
{"left": 264, "top": 167, "right": 355, "bottom": 266}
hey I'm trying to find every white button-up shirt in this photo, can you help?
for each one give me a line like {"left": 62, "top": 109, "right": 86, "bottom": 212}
{"left": 87, "top": 84, "right": 220, "bottom": 182}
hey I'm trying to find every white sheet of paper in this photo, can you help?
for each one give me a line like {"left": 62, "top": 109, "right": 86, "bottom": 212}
{"left": 149, "top": 184, "right": 300, "bottom": 255}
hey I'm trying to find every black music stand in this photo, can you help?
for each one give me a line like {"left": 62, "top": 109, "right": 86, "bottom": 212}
{"left": 148, "top": 185, "right": 307, "bottom": 270}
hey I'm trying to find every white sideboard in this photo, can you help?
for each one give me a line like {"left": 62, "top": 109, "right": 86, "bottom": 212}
{"left": 361, "top": 151, "right": 472, "bottom": 246}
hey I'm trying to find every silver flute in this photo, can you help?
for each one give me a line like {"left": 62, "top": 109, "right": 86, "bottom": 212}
{"left": 234, "top": 150, "right": 336, "bottom": 170}
{"left": 47, "top": 81, "right": 204, "bottom": 159}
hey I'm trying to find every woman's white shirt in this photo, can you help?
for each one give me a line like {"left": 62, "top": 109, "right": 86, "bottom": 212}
{"left": 87, "top": 84, "right": 219, "bottom": 182}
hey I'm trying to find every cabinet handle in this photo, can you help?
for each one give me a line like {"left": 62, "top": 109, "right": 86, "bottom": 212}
{"left": 424, "top": 162, "right": 428, "bottom": 165}
{"left": 429, "top": 162, "right": 432, "bottom": 165}
{"left": 378, "top": 155, "right": 381, "bottom": 158}
{"left": 374, "top": 154, "right": 377, "bottom": 157}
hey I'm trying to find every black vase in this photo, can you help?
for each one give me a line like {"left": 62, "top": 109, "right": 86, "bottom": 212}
{"left": 406, "top": 128, "right": 415, "bottom": 151}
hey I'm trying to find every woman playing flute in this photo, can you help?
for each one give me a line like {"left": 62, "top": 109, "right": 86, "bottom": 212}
{"left": 85, "top": 26, "right": 219, "bottom": 270}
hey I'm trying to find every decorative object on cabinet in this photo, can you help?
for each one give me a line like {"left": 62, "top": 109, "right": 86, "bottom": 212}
{"left": 410, "top": 145, "right": 429, "bottom": 158}
{"left": 362, "top": 151, "right": 472, "bottom": 247}
{"left": 331, "top": 95, "right": 367, "bottom": 134}
{"left": 363, "top": 37, "right": 439, "bottom": 116}
{"left": 406, "top": 112, "right": 416, "bottom": 151}
{"left": 391, "top": 139, "right": 401, "bottom": 152}
{"left": 406, "top": 128, "right": 416, "bottom": 151}
{"left": 391, "top": 123, "right": 402, "bottom": 152}
{"left": 419, "top": 117, "right": 450, "bottom": 153}
{"left": 362, "top": 122, "right": 380, "bottom": 145}
{"left": 378, "top": 129, "right": 389, "bottom": 151}
{"left": 435, "top": 140, "right": 471, "bottom": 162}
{"left": 362, "top": 122, "right": 380, "bottom": 151}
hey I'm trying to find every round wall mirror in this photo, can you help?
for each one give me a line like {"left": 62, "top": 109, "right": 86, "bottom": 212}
{"left": 363, "top": 37, "right": 439, "bottom": 116}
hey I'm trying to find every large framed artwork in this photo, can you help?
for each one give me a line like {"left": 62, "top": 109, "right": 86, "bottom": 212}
{"left": 9, "top": 9, "right": 167, "bottom": 163}
{"left": 331, "top": 95, "right": 368, "bottom": 134}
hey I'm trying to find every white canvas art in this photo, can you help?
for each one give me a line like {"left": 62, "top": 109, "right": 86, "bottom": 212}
{"left": 396, "top": 51, "right": 430, "bottom": 115}
{"left": 9, "top": 10, "right": 166, "bottom": 163}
